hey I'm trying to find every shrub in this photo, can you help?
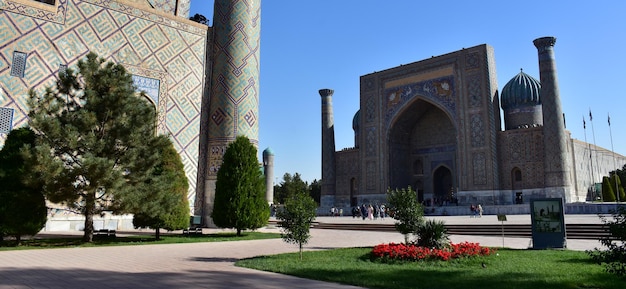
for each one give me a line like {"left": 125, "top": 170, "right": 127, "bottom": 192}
{"left": 416, "top": 219, "right": 450, "bottom": 249}
{"left": 387, "top": 186, "right": 424, "bottom": 244}
{"left": 587, "top": 206, "right": 626, "bottom": 276}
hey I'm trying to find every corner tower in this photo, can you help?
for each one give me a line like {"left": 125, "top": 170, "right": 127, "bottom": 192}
{"left": 533, "top": 36, "right": 572, "bottom": 200}
{"left": 320, "top": 88, "right": 336, "bottom": 208}
{"left": 199, "top": 0, "right": 261, "bottom": 226}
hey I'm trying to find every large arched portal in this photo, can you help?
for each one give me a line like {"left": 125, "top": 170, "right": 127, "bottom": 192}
{"left": 388, "top": 98, "right": 456, "bottom": 201}
{"left": 433, "top": 166, "right": 453, "bottom": 202}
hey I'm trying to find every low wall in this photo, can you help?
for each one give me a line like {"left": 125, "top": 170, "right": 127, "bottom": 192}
{"left": 427, "top": 203, "right": 624, "bottom": 216}
{"left": 43, "top": 214, "right": 135, "bottom": 232}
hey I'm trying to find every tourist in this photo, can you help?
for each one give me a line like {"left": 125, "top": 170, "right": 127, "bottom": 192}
{"left": 478, "top": 204, "right": 483, "bottom": 218}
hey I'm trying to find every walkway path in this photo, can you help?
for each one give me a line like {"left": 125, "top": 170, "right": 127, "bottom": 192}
{"left": 0, "top": 214, "right": 608, "bottom": 289}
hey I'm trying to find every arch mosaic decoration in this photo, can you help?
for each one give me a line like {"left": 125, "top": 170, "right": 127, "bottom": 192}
{"left": 383, "top": 75, "right": 456, "bottom": 129}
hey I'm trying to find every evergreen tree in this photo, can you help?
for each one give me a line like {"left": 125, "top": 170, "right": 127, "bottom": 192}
{"left": 0, "top": 127, "right": 47, "bottom": 245}
{"left": 276, "top": 191, "right": 317, "bottom": 260}
{"left": 309, "top": 179, "right": 321, "bottom": 205}
{"left": 387, "top": 186, "right": 424, "bottom": 244}
{"left": 211, "top": 136, "right": 269, "bottom": 236}
{"left": 609, "top": 173, "right": 626, "bottom": 202}
{"left": 115, "top": 136, "right": 189, "bottom": 240}
{"left": 26, "top": 52, "right": 164, "bottom": 242}
{"left": 274, "top": 173, "right": 308, "bottom": 204}
{"left": 602, "top": 176, "right": 617, "bottom": 202}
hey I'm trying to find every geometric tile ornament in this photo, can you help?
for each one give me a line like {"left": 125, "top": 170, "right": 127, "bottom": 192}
{"left": 0, "top": 0, "right": 208, "bottom": 211}
{"left": 208, "top": 0, "right": 261, "bottom": 176}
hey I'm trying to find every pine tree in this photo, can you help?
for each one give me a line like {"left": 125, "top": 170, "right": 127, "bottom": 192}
{"left": 26, "top": 52, "right": 164, "bottom": 242}
{"left": 0, "top": 127, "right": 47, "bottom": 245}
{"left": 211, "top": 136, "right": 269, "bottom": 236}
{"left": 115, "top": 136, "right": 189, "bottom": 240}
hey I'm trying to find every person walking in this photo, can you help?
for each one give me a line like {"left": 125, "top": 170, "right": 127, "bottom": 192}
{"left": 477, "top": 204, "right": 483, "bottom": 218}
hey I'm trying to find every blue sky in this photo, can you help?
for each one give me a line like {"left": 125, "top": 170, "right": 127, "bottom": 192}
{"left": 190, "top": 1, "right": 626, "bottom": 184}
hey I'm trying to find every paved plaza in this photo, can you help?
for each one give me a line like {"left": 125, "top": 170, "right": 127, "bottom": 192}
{"left": 0, "top": 214, "right": 608, "bottom": 289}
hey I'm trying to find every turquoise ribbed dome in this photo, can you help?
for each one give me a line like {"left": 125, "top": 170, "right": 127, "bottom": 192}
{"left": 263, "top": 147, "right": 274, "bottom": 156}
{"left": 501, "top": 70, "right": 541, "bottom": 110}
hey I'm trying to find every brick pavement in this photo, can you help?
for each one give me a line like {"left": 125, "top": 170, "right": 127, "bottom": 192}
{"left": 0, "top": 214, "right": 608, "bottom": 289}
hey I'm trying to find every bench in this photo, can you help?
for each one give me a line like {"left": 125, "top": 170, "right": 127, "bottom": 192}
{"left": 183, "top": 227, "right": 202, "bottom": 235}
{"left": 94, "top": 229, "right": 116, "bottom": 237}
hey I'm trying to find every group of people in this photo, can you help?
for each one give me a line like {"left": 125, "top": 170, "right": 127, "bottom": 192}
{"left": 470, "top": 204, "right": 483, "bottom": 217}
{"left": 350, "top": 204, "right": 387, "bottom": 220}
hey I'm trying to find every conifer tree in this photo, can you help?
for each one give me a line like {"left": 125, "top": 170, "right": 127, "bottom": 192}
{"left": 115, "top": 136, "right": 189, "bottom": 240}
{"left": 610, "top": 174, "right": 625, "bottom": 202}
{"left": 602, "top": 176, "right": 617, "bottom": 202}
{"left": 0, "top": 127, "right": 47, "bottom": 245}
{"left": 26, "top": 52, "right": 165, "bottom": 242}
{"left": 211, "top": 136, "right": 269, "bottom": 236}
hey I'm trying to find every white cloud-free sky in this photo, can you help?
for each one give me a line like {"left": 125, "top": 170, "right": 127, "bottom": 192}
{"left": 191, "top": 0, "right": 626, "bottom": 183}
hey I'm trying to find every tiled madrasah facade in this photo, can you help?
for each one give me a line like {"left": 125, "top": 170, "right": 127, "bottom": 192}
{"left": 320, "top": 38, "right": 626, "bottom": 215}
{"left": 0, "top": 0, "right": 266, "bottom": 228}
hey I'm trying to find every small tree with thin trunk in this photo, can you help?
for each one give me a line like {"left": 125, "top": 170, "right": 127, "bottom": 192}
{"left": 276, "top": 191, "right": 317, "bottom": 260}
{"left": 387, "top": 186, "right": 424, "bottom": 244}
{"left": 211, "top": 135, "right": 269, "bottom": 236}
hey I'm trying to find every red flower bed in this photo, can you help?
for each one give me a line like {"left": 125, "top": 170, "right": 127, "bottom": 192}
{"left": 371, "top": 241, "right": 496, "bottom": 262}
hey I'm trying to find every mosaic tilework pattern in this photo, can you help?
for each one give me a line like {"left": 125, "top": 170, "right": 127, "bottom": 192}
{"left": 207, "top": 0, "right": 260, "bottom": 176}
{"left": 1, "top": 0, "right": 68, "bottom": 23}
{"left": 0, "top": 0, "right": 207, "bottom": 209}
{"left": 383, "top": 76, "right": 456, "bottom": 129}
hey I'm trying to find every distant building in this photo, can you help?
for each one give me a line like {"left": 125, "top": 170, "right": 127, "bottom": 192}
{"left": 320, "top": 37, "right": 626, "bottom": 212}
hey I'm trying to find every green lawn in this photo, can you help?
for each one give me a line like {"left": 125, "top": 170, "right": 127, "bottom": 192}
{"left": 0, "top": 231, "right": 280, "bottom": 251}
{"left": 236, "top": 247, "right": 626, "bottom": 289}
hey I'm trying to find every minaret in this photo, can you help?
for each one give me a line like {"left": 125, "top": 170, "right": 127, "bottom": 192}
{"left": 263, "top": 147, "right": 275, "bottom": 205}
{"left": 533, "top": 36, "right": 571, "bottom": 199}
{"left": 199, "top": 0, "right": 261, "bottom": 226}
{"left": 319, "top": 89, "right": 336, "bottom": 207}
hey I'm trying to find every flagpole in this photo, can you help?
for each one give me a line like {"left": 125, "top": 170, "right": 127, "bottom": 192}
{"left": 589, "top": 109, "right": 602, "bottom": 202}
{"left": 583, "top": 116, "right": 596, "bottom": 201}
{"left": 608, "top": 112, "right": 620, "bottom": 203}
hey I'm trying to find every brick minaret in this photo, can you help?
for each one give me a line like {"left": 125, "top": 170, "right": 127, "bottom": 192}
{"left": 320, "top": 89, "right": 336, "bottom": 206}
{"left": 197, "top": 0, "right": 261, "bottom": 226}
{"left": 533, "top": 36, "right": 571, "bottom": 199}
{"left": 263, "top": 148, "right": 275, "bottom": 205}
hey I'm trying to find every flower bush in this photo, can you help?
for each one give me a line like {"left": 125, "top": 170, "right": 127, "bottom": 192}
{"left": 371, "top": 241, "right": 495, "bottom": 262}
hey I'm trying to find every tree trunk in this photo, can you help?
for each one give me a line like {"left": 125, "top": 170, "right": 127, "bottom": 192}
{"left": 299, "top": 243, "right": 303, "bottom": 260}
{"left": 156, "top": 227, "right": 161, "bottom": 240}
{"left": 83, "top": 192, "right": 95, "bottom": 242}
{"left": 236, "top": 228, "right": 241, "bottom": 236}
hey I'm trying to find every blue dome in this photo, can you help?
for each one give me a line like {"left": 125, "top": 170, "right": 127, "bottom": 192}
{"left": 352, "top": 109, "right": 360, "bottom": 131}
{"left": 501, "top": 70, "right": 541, "bottom": 110}
{"left": 262, "top": 147, "right": 274, "bottom": 156}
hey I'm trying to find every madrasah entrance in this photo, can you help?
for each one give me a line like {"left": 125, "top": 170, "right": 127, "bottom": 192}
{"left": 388, "top": 97, "right": 457, "bottom": 206}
